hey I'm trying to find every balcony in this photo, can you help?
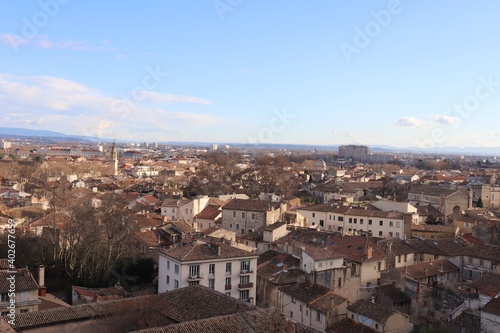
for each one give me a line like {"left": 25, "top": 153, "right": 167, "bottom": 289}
{"left": 238, "top": 283, "right": 254, "bottom": 290}
{"left": 224, "top": 284, "right": 232, "bottom": 290}
{"left": 239, "top": 269, "right": 253, "bottom": 276}
{"left": 187, "top": 273, "right": 203, "bottom": 281}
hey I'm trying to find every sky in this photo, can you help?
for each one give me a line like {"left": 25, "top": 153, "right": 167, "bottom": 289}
{"left": 1, "top": 1, "right": 500, "bottom": 149}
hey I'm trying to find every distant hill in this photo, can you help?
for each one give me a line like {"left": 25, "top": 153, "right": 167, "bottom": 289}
{"left": 0, "top": 127, "right": 103, "bottom": 142}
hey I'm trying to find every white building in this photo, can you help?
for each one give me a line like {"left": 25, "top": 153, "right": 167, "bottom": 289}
{"left": 296, "top": 204, "right": 417, "bottom": 240}
{"left": 158, "top": 241, "right": 258, "bottom": 304}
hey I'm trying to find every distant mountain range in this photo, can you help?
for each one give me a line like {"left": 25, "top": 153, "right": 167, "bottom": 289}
{"left": 0, "top": 127, "right": 499, "bottom": 155}
{"left": 0, "top": 127, "right": 102, "bottom": 142}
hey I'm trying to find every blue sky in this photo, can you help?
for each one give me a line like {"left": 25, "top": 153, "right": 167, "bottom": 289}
{"left": 1, "top": 1, "right": 500, "bottom": 148}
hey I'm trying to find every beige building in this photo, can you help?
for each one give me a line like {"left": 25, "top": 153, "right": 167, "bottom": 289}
{"left": 221, "top": 199, "right": 285, "bottom": 235}
{"left": 0, "top": 262, "right": 42, "bottom": 316}
{"left": 278, "top": 282, "right": 348, "bottom": 331}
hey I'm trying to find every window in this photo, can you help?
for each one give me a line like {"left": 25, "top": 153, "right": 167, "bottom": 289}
{"left": 0, "top": 293, "right": 8, "bottom": 302}
{"left": 240, "top": 260, "right": 250, "bottom": 272}
{"left": 242, "top": 212, "right": 245, "bottom": 218}
{"left": 329, "top": 215, "right": 332, "bottom": 220}
{"left": 468, "top": 270, "right": 472, "bottom": 279}
{"left": 240, "top": 275, "right": 250, "bottom": 285}
{"left": 230, "top": 223, "right": 233, "bottom": 228}
{"left": 225, "top": 277, "right": 231, "bottom": 287}
{"left": 468, "top": 257, "right": 473, "bottom": 264}
{"left": 320, "top": 220, "right": 324, "bottom": 227}
{"left": 209, "top": 264, "right": 215, "bottom": 276}
{"left": 290, "top": 311, "right": 294, "bottom": 318}
{"left": 369, "top": 219, "right": 372, "bottom": 225}
{"left": 252, "top": 213, "right": 256, "bottom": 219}
{"left": 167, "top": 260, "right": 170, "bottom": 270}
{"left": 379, "top": 231, "right": 383, "bottom": 236}
{"left": 236, "top": 224, "right": 240, "bottom": 230}
{"left": 225, "top": 292, "right": 231, "bottom": 296}
{"left": 389, "top": 221, "right": 393, "bottom": 227}
{"left": 389, "top": 232, "right": 393, "bottom": 237}
{"left": 338, "top": 216, "right": 344, "bottom": 221}
{"left": 338, "top": 278, "right": 342, "bottom": 287}
{"left": 354, "top": 218, "right": 357, "bottom": 224}
{"left": 396, "top": 222, "right": 400, "bottom": 228}
{"left": 239, "top": 290, "right": 249, "bottom": 301}
{"left": 375, "top": 323, "right": 379, "bottom": 330}
{"left": 291, "top": 297, "right": 296, "bottom": 303}
{"left": 316, "top": 311, "right": 321, "bottom": 322}
{"left": 349, "top": 218, "right": 352, "bottom": 223}
{"left": 396, "top": 232, "right": 400, "bottom": 238}
{"left": 379, "top": 221, "right": 383, "bottom": 226}
{"left": 480, "top": 259, "right": 484, "bottom": 267}
{"left": 20, "top": 309, "right": 28, "bottom": 314}
{"left": 226, "top": 263, "right": 232, "bottom": 274}
{"left": 174, "top": 264, "right": 179, "bottom": 274}
{"left": 189, "top": 265, "right": 200, "bottom": 278}
{"left": 360, "top": 219, "right": 363, "bottom": 224}
{"left": 312, "top": 213, "right": 316, "bottom": 218}
{"left": 166, "top": 275, "right": 170, "bottom": 285}
{"left": 398, "top": 255, "right": 401, "bottom": 263}
{"left": 188, "top": 281, "right": 200, "bottom": 286}
{"left": 378, "top": 262, "right": 382, "bottom": 271}
{"left": 233, "top": 211, "right": 236, "bottom": 218}
{"left": 208, "top": 279, "right": 215, "bottom": 289}
{"left": 174, "top": 280, "right": 179, "bottom": 289}
{"left": 404, "top": 254, "right": 407, "bottom": 262}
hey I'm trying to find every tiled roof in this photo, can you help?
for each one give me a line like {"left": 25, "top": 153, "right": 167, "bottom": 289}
{"left": 408, "top": 186, "right": 459, "bottom": 197}
{"left": 196, "top": 204, "right": 222, "bottom": 220}
{"left": 279, "top": 282, "right": 347, "bottom": 313}
{"left": 134, "top": 230, "right": 170, "bottom": 248}
{"left": 403, "top": 238, "right": 469, "bottom": 257}
{"left": 161, "top": 198, "right": 192, "bottom": 208}
{"left": 165, "top": 221, "right": 194, "bottom": 234}
{"left": 377, "top": 238, "right": 417, "bottom": 255}
{"left": 133, "top": 213, "right": 164, "bottom": 229}
{"left": 411, "top": 224, "right": 458, "bottom": 233}
{"left": 327, "top": 317, "right": 378, "bottom": 333}
{"left": 399, "top": 258, "right": 459, "bottom": 279}
{"left": 464, "top": 244, "right": 500, "bottom": 262}
{"left": 4, "top": 285, "right": 253, "bottom": 331}
{"left": 222, "top": 199, "right": 281, "bottom": 212}
{"left": 275, "top": 229, "right": 386, "bottom": 263}
{"left": 347, "top": 299, "right": 398, "bottom": 324}
{"left": 416, "top": 204, "right": 444, "bottom": 217}
{"left": 0, "top": 268, "right": 38, "bottom": 293}
{"left": 29, "top": 211, "right": 69, "bottom": 228}
{"left": 0, "top": 259, "right": 9, "bottom": 271}
{"left": 468, "top": 273, "right": 500, "bottom": 298}
{"left": 160, "top": 242, "right": 257, "bottom": 262}
{"left": 131, "top": 307, "right": 297, "bottom": 333}
{"left": 257, "top": 250, "right": 304, "bottom": 285}
{"left": 263, "top": 221, "right": 286, "bottom": 231}
{"left": 482, "top": 297, "right": 500, "bottom": 316}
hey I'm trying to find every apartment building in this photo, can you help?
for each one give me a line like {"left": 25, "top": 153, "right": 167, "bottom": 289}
{"left": 158, "top": 241, "right": 258, "bottom": 304}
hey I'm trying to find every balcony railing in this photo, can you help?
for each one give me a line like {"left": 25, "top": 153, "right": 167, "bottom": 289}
{"left": 239, "top": 269, "right": 253, "bottom": 276}
{"left": 238, "top": 283, "right": 254, "bottom": 290}
{"left": 187, "top": 273, "right": 203, "bottom": 281}
{"left": 224, "top": 284, "right": 232, "bottom": 290}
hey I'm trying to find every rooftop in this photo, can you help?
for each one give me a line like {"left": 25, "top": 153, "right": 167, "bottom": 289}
{"left": 160, "top": 242, "right": 257, "bottom": 262}
{"left": 347, "top": 299, "right": 399, "bottom": 324}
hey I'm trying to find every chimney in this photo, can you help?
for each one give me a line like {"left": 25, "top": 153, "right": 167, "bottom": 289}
{"left": 367, "top": 246, "right": 373, "bottom": 259}
{"left": 38, "top": 265, "right": 46, "bottom": 297}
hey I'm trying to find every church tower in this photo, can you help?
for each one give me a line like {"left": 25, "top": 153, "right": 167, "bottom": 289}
{"left": 111, "top": 142, "right": 118, "bottom": 176}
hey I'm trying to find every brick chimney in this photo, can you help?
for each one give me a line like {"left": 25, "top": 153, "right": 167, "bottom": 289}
{"left": 38, "top": 265, "right": 46, "bottom": 297}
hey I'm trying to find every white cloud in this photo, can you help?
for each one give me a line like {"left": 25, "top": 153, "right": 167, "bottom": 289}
{"left": 395, "top": 115, "right": 461, "bottom": 128}
{"left": 0, "top": 34, "right": 113, "bottom": 51}
{"left": 0, "top": 73, "right": 224, "bottom": 140}
{"left": 395, "top": 117, "right": 425, "bottom": 127}
{"left": 428, "top": 115, "right": 460, "bottom": 125}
